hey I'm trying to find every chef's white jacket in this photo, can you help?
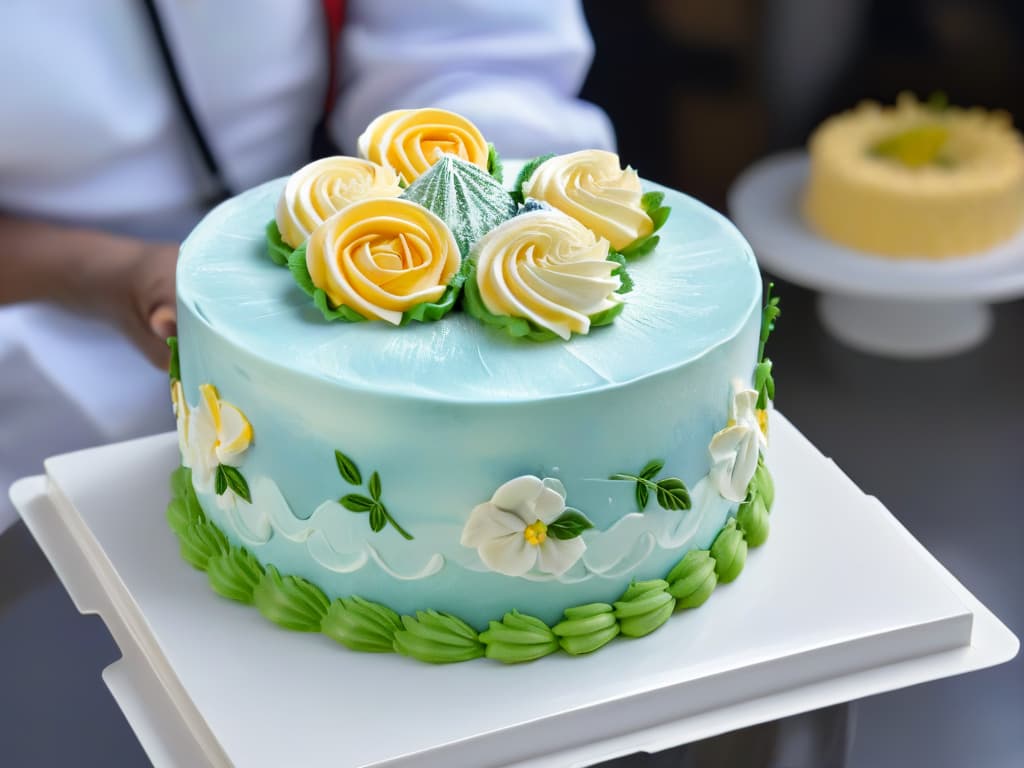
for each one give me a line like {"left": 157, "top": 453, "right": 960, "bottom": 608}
{"left": 0, "top": 0, "right": 614, "bottom": 531}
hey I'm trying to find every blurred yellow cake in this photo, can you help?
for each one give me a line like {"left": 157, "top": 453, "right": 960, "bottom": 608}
{"left": 803, "top": 93, "right": 1024, "bottom": 258}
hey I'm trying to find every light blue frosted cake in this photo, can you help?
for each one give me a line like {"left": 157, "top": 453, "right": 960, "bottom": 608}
{"left": 166, "top": 109, "right": 779, "bottom": 664}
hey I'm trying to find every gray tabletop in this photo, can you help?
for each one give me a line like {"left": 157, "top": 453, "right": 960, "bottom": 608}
{"left": 1, "top": 280, "right": 1021, "bottom": 768}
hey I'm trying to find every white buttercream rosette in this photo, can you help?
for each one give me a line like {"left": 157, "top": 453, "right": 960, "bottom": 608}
{"left": 470, "top": 209, "right": 622, "bottom": 340}
{"left": 522, "top": 150, "right": 654, "bottom": 251}
{"left": 275, "top": 156, "right": 402, "bottom": 249}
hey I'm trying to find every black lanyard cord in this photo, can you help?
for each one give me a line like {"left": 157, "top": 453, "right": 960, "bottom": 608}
{"left": 141, "top": 0, "right": 231, "bottom": 201}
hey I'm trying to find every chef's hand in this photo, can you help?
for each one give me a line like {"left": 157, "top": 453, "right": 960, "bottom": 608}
{"left": 0, "top": 214, "right": 179, "bottom": 369}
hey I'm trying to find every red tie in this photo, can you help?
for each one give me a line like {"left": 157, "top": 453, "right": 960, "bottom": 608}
{"left": 321, "top": 0, "right": 346, "bottom": 118}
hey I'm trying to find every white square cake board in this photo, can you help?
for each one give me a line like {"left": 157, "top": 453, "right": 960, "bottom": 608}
{"left": 10, "top": 413, "right": 1019, "bottom": 768}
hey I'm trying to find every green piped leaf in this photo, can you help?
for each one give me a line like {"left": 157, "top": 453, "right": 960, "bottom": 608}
{"left": 666, "top": 550, "right": 718, "bottom": 609}
{"left": 755, "top": 458, "right": 775, "bottom": 511}
{"left": 253, "top": 565, "right": 329, "bottom": 632}
{"left": 178, "top": 520, "right": 228, "bottom": 571}
{"left": 340, "top": 494, "right": 375, "bottom": 512}
{"left": 613, "top": 580, "right": 675, "bottom": 637}
{"left": 207, "top": 547, "right": 265, "bottom": 603}
{"left": 167, "top": 337, "right": 180, "bottom": 383}
{"left": 368, "top": 471, "right": 382, "bottom": 501}
{"left": 641, "top": 191, "right": 664, "bottom": 211}
{"left": 393, "top": 610, "right": 485, "bottom": 663}
{"left": 618, "top": 233, "right": 660, "bottom": 260}
{"left": 322, "top": 596, "right": 402, "bottom": 653}
{"left": 215, "top": 464, "right": 251, "bottom": 504}
{"left": 655, "top": 477, "right": 691, "bottom": 511}
{"left": 589, "top": 301, "right": 625, "bottom": 329}
{"left": 334, "top": 450, "right": 361, "bottom": 486}
{"left": 548, "top": 509, "right": 593, "bottom": 540}
{"left": 755, "top": 282, "right": 781, "bottom": 406}
{"left": 737, "top": 494, "right": 770, "bottom": 548}
{"left": 552, "top": 603, "right": 619, "bottom": 655}
{"left": 487, "top": 142, "right": 504, "bottom": 183}
{"left": 639, "top": 459, "right": 664, "bottom": 480}
{"left": 480, "top": 610, "right": 559, "bottom": 664}
{"left": 616, "top": 189, "right": 671, "bottom": 259}
{"left": 610, "top": 461, "right": 689, "bottom": 512}
{"left": 462, "top": 261, "right": 558, "bottom": 341}
{"left": 512, "top": 153, "right": 555, "bottom": 205}
{"left": 265, "top": 219, "right": 293, "bottom": 267}
{"left": 369, "top": 504, "right": 387, "bottom": 533}
{"left": 606, "top": 250, "right": 634, "bottom": 294}
{"left": 755, "top": 359, "right": 775, "bottom": 410}
{"left": 711, "top": 518, "right": 747, "bottom": 584}
{"left": 289, "top": 244, "right": 459, "bottom": 325}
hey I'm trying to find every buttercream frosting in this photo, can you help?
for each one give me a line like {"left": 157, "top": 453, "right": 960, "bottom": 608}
{"left": 522, "top": 150, "right": 654, "bottom": 250}
{"left": 471, "top": 209, "right": 622, "bottom": 340}
{"left": 305, "top": 197, "right": 461, "bottom": 324}
{"left": 274, "top": 156, "right": 402, "bottom": 249}
{"left": 358, "top": 108, "right": 489, "bottom": 184}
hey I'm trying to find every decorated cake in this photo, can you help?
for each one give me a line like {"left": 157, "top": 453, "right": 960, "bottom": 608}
{"left": 166, "top": 108, "right": 780, "bottom": 664}
{"left": 804, "top": 92, "right": 1024, "bottom": 258}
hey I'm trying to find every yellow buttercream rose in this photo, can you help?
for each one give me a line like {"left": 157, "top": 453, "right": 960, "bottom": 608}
{"left": 357, "top": 108, "right": 489, "bottom": 184}
{"left": 305, "top": 198, "right": 462, "bottom": 325}
{"left": 275, "top": 156, "right": 402, "bottom": 249}
{"left": 472, "top": 209, "right": 622, "bottom": 340}
{"left": 522, "top": 150, "right": 654, "bottom": 251}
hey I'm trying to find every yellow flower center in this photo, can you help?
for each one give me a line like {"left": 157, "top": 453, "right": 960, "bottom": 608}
{"left": 756, "top": 408, "right": 769, "bottom": 437}
{"left": 523, "top": 519, "right": 548, "bottom": 547}
{"left": 871, "top": 124, "right": 949, "bottom": 168}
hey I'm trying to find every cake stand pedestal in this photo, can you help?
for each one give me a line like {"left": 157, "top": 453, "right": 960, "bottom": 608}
{"left": 9, "top": 414, "right": 1019, "bottom": 768}
{"left": 729, "top": 152, "right": 1024, "bottom": 358}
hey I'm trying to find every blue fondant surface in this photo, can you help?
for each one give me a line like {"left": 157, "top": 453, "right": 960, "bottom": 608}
{"left": 175, "top": 177, "right": 762, "bottom": 627}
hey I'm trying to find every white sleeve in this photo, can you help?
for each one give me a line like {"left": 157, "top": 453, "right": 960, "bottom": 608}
{"left": 330, "top": 0, "right": 616, "bottom": 158}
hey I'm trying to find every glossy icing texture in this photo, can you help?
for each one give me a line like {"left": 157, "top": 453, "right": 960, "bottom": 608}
{"left": 174, "top": 168, "right": 765, "bottom": 629}
{"left": 178, "top": 178, "right": 759, "bottom": 401}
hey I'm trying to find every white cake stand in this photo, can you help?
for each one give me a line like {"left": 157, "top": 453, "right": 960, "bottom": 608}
{"left": 728, "top": 152, "right": 1024, "bottom": 358}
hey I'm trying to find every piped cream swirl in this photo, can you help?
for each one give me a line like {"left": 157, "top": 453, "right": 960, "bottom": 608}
{"left": 357, "top": 108, "right": 489, "bottom": 184}
{"left": 473, "top": 210, "right": 622, "bottom": 340}
{"left": 522, "top": 150, "right": 654, "bottom": 251}
{"left": 306, "top": 198, "right": 461, "bottom": 325}
{"left": 275, "top": 156, "right": 402, "bottom": 249}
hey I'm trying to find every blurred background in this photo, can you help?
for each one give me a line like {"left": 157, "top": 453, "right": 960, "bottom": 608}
{"left": 1, "top": 1, "right": 1022, "bottom": 766}
{"left": 583, "top": 0, "right": 1024, "bottom": 209}
{"left": 581, "top": 1, "right": 1024, "bottom": 766}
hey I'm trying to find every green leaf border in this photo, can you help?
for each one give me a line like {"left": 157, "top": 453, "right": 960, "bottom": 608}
{"left": 511, "top": 152, "right": 555, "bottom": 205}
{"left": 265, "top": 219, "right": 294, "bottom": 267}
{"left": 166, "top": 453, "right": 773, "bottom": 664}
{"left": 167, "top": 336, "right": 181, "bottom": 383}
{"left": 287, "top": 244, "right": 467, "bottom": 326}
{"left": 462, "top": 260, "right": 625, "bottom": 342}
{"left": 617, "top": 191, "right": 672, "bottom": 259}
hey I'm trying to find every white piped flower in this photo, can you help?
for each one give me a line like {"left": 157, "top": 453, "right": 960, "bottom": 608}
{"left": 186, "top": 383, "right": 253, "bottom": 501}
{"left": 708, "top": 386, "right": 767, "bottom": 502}
{"left": 170, "top": 379, "right": 190, "bottom": 464}
{"left": 461, "top": 476, "right": 585, "bottom": 577}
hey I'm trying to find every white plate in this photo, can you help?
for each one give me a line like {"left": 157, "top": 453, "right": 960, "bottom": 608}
{"left": 728, "top": 152, "right": 1024, "bottom": 356}
{"left": 10, "top": 413, "right": 1019, "bottom": 768}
